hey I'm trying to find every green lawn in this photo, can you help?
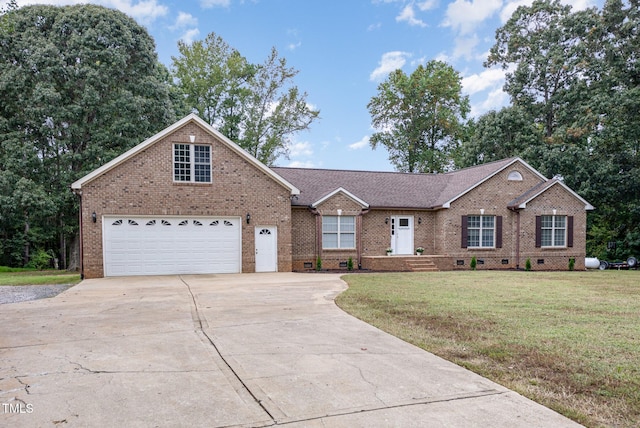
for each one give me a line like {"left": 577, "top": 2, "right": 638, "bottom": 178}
{"left": 337, "top": 271, "right": 640, "bottom": 428}
{"left": 0, "top": 268, "right": 81, "bottom": 286}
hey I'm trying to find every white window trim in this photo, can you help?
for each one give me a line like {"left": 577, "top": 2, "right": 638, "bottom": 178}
{"left": 467, "top": 215, "right": 495, "bottom": 248}
{"left": 322, "top": 215, "right": 356, "bottom": 249}
{"left": 173, "top": 143, "right": 212, "bottom": 183}
{"left": 541, "top": 215, "right": 566, "bottom": 247}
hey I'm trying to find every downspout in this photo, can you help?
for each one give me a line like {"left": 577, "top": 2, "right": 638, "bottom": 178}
{"left": 309, "top": 207, "right": 321, "bottom": 267}
{"left": 74, "top": 190, "right": 84, "bottom": 279}
{"left": 357, "top": 208, "right": 370, "bottom": 270}
{"left": 510, "top": 207, "right": 521, "bottom": 270}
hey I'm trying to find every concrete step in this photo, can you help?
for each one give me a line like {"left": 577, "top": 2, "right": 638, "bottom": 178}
{"left": 405, "top": 257, "right": 439, "bottom": 272}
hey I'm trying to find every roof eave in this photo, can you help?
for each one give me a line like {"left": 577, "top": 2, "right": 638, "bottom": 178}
{"left": 311, "top": 187, "right": 370, "bottom": 209}
{"left": 443, "top": 157, "right": 547, "bottom": 208}
{"left": 70, "top": 113, "right": 300, "bottom": 195}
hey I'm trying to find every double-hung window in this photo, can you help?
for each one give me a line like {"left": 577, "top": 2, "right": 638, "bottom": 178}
{"left": 174, "top": 144, "right": 211, "bottom": 183}
{"left": 467, "top": 215, "right": 495, "bottom": 248}
{"left": 462, "top": 215, "right": 502, "bottom": 249}
{"left": 540, "top": 215, "right": 566, "bottom": 247}
{"left": 322, "top": 216, "right": 355, "bottom": 249}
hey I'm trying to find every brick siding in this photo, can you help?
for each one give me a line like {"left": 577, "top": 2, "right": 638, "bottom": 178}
{"left": 79, "top": 122, "right": 293, "bottom": 278}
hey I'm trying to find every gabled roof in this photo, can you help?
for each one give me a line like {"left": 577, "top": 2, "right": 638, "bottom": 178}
{"left": 311, "top": 187, "right": 370, "bottom": 209}
{"left": 71, "top": 114, "right": 300, "bottom": 195}
{"left": 508, "top": 178, "right": 595, "bottom": 211}
{"left": 273, "top": 157, "right": 537, "bottom": 209}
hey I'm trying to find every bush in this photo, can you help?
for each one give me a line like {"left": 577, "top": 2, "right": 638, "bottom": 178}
{"left": 569, "top": 258, "right": 575, "bottom": 271}
{"left": 525, "top": 258, "right": 532, "bottom": 271}
{"left": 347, "top": 257, "right": 353, "bottom": 271}
{"left": 26, "top": 249, "right": 53, "bottom": 270}
{"left": 470, "top": 256, "right": 477, "bottom": 271}
{"left": 316, "top": 257, "right": 322, "bottom": 271}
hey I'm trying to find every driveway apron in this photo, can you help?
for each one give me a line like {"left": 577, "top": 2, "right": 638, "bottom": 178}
{"left": 0, "top": 273, "right": 581, "bottom": 427}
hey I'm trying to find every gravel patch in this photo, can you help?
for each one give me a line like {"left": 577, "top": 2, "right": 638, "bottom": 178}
{"left": 0, "top": 284, "right": 76, "bottom": 304}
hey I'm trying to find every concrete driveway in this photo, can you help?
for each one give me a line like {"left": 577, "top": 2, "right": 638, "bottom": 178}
{"left": 0, "top": 273, "right": 581, "bottom": 427}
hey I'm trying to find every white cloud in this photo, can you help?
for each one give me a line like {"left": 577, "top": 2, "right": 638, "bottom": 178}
{"left": 287, "top": 41, "right": 302, "bottom": 51}
{"left": 451, "top": 34, "right": 479, "bottom": 60}
{"left": 471, "top": 87, "right": 509, "bottom": 117}
{"left": 8, "top": 0, "right": 168, "bottom": 25}
{"left": 442, "top": 0, "right": 502, "bottom": 35}
{"left": 287, "top": 160, "right": 318, "bottom": 168}
{"left": 349, "top": 135, "right": 370, "bottom": 150}
{"left": 172, "top": 11, "right": 198, "bottom": 29}
{"left": 110, "top": 0, "right": 168, "bottom": 24}
{"left": 462, "top": 68, "right": 506, "bottom": 95}
{"left": 417, "top": 0, "right": 438, "bottom": 11}
{"left": 179, "top": 28, "right": 200, "bottom": 44}
{"left": 500, "top": 0, "right": 597, "bottom": 23}
{"left": 370, "top": 51, "right": 411, "bottom": 81}
{"left": 200, "top": 0, "right": 230, "bottom": 8}
{"left": 396, "top": 4, "right": 426, "bottom": 27}
{"left": 289, "top": 141, "right": 313, "bottom": 158}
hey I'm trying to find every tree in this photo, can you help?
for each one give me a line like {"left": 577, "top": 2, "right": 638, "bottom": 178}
{"left": 367, "top": 60, "right": 470, "bottom": 173}
{"left": 459, "top": 106, "right": 542, "bottom": 167}
{"left": 0, "top": 4, "right": 177, "bottom": 268}
{"left": 486, "top": 0, "right": 600, "bottom": 144}
{"left": 239, "top": 48, "right": 320, "bottom": 165}
{"left": 172, "top": 34, "right": 319, "bottom": 165}
{"left": 466, "top": 0, "right": 639, "bottom": 259}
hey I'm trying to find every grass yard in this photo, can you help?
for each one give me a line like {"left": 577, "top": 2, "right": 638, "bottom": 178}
{"left": 0, "top": 268, "right": 81, "bottom": 286}
{"left": 337, "top": 271, "right": 640, "bottom": 428}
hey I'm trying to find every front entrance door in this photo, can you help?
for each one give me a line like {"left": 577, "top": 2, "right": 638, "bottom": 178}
{"left": 255, "top": 227, "right": 277, "bottom": 272}
{"left": 391, "top": 216, "right": 414, "bottom": 255}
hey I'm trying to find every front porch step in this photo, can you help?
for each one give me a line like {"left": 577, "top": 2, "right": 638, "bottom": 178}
{"left": 405, "top": 257, "right": 439, "bottom": 272}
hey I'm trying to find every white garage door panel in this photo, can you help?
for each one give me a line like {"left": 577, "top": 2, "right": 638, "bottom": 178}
{"left": 103, "top": 217, "right": 241, "bottom": 276}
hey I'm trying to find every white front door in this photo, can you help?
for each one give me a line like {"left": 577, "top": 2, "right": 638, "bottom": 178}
{"left": 255, "top": 226, "right": 277, "bottom": 272}
{"left": 391, "top": 216, "right": 414, "bottom": 255}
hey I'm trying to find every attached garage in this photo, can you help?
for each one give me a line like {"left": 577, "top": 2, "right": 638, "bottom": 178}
{"left": 103, "top": 216, "right": 241, "bottom": 276}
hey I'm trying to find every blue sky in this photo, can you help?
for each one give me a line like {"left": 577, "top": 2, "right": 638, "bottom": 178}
{"left": 5, "top": 0, "right": 603, "bottom": 171}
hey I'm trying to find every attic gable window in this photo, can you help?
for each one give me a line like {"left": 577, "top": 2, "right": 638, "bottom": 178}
{"left": 174, "top": 143, "right": 211, "bottom": 183}
{"left": 508, "top": 171, "right": 523, "bottom": 181}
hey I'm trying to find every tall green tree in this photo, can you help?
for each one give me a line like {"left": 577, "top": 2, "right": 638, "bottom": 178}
{"left": 172, "top": 34, "right": 319, "bottom": 165}
{"left": 367, "top": 60, "right": 470, "bottom": 173}
{"left": 0, "top": 4, "right": 177, "bottom": 268}
{"left": 462, "top": 0, "right": 639, "bottom": 258}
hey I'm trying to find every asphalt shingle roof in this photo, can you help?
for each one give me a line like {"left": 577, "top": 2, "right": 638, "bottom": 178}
{"left": 272, "top": 157, "right": 520, "bottom": 209}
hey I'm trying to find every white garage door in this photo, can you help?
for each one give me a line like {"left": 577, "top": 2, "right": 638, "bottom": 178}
{"left": 103, "top": 216, "right": 241, "bottom": 276}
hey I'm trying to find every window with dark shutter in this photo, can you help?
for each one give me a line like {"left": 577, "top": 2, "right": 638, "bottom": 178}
{"left": 461, "top": 215, "right": 468, "bottom": 248}
{"left": 496, "top": 216, "right": 503, "bottom": 248}
{"left": 567, "top": 216, "right": 574, "bottom": 247}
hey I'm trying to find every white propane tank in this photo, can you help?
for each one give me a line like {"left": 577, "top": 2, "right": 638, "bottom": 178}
{"left": 585, "top": 257, "right": 600, "bottom": 269}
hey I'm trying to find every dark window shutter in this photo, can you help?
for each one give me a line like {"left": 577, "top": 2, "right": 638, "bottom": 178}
{"left": 535, "top": 216, "right": 542, "bottom": 248}
{"left": 461, "top": 215, "right": 468, "bottom": 248}
{"left": 567, "top": 216, "right": 574, "bottom": 247}
{"left": 496, "top": 216, "right": 503, "bottom": 248}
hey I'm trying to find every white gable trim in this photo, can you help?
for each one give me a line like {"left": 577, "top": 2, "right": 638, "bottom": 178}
{"left": 311, "top": 187, "right": 370, "bottom": 209}
{"left": 441, "top": 157, "right": 547, "bottom": 208}
{"left": 71, "top": 114, "right": 299, "bottom": 195}
{"left": 514, "top": 180, "right": 595, "bottom": 211}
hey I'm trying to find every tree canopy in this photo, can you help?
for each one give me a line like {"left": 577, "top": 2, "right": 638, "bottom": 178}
{"left": 367, "top": 60, "right": 470, "bottom": 173}
{"left": 0, "top": 4, "right": 177, "bottom": 267}
{"left": 463, "top": 0, "right": 640, "bottom": 259}
{"left": 172, "top": 33, "right": 319, "bottom": 165}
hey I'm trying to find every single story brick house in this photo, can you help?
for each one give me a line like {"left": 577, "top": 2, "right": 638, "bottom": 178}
{"left": 71, "top": 114, "right": 594, "bottom": 278}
